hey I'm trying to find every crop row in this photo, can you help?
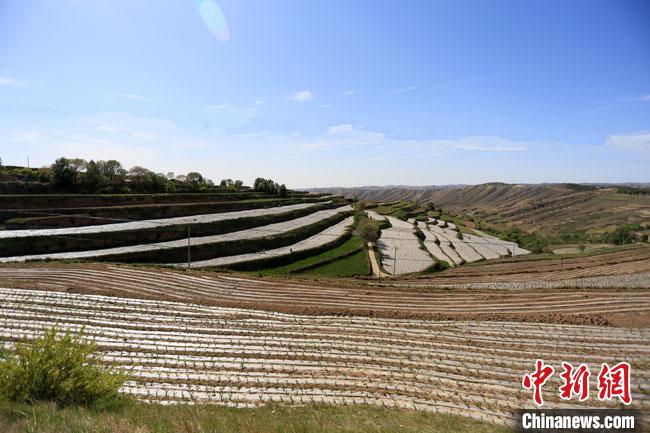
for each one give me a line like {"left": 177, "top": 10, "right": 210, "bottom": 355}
{"left": 1, "top": 267, "right": 648, "bottom": 318}
{"left": 0, "top": 202, "right": 324, "bottom": 239}
{"left": 377, "top": 216, "right": 434, "bottom": 275}
{"left": 0, "top": 288, "right": 648, "bottom": 426}
{"left": 0, "top": 205, "right": 353, "bottom": 265}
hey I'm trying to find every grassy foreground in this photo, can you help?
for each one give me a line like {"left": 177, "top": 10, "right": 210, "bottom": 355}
{"left": 0, "top": 401, "right": 512, "bottom": 433}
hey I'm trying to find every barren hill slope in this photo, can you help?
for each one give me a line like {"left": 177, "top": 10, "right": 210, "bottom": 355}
{"left": 311, "top": 183, "right": 650, "bottom": 237}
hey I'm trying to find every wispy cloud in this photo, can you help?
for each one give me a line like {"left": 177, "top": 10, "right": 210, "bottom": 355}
{"left": 55, "top": 134, "right": 158, "bottom": 161}
{"left": 452, "top": 136, "right": 528, "bottom": 152}
{"left": 343, "top": 90, "right": 355, "bottom": 96}
{"left": 207, "top": 103, "right": 231, "bottom": 111}
{"left": 6, "top": 130, "right": 46, "bottom": 143}
{"left": 121, "top": 93, "right": 154, "bottom": 102}
{"left": 636, "top": 94, "right": 650, "bottom": 102}
{"left": 320, "top": 104, "right": 331, "bottom": 109}
{"left": 606, "top": 132, "right": 650, "bottom": 152}
{"left": 394, "top": 85, "right": 416, "bottom": 94}
{"left": 326, "top": 124, "right": 353, "bottom": 135}
{"left": 0, "top": 75, "right": 20, "bottom": 86}
{"left": 288, "top": 90, "right": 315, "bottom": 102}
{"left": 232, "top": 131, "right": 269, "bottom": 138}
{"left": 285, "top": 124, "right": 537, "bottom": 160}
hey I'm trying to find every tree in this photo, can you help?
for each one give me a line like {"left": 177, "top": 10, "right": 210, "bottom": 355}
{"left": 356, "top": 218, "right": 379, "bottom": 244}
{"left": 186, "top": 172, "right": 204, "bottom": 185}
{"left": 51, "top": 157, "right": 81, "bottom": 191}
{"left": 278, "top": 184, "right": 287, "bottom": 197}
{"left": 101, "top": 160, "right": 125, "bottom": 182}
{"left": 254, "top": 177, "right": 284, "bottom": 195}
{"left": 186, "top": 172, "right": 205, "bottom": 192}
{"left": 80, "top": 160, "right": 105, "bottom": 192}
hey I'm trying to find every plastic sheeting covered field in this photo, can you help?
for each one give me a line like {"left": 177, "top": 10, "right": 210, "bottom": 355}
{"left": 1, "top": 287, "right": 648, "bottom": 427}
{"left": 377, "top": 217, "right": 433, "bottom": 275}
{"left": 0, "top": 205, "right": 352, "bottom": 264}
{"left": 0, "top": 202, "right": 325, "bottom": 239}
{"left": 173, "top": 216, "right": 355, "bottom": 268}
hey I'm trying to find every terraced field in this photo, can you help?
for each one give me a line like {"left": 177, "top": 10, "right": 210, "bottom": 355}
{"left": 0, "top": 205, "right": 352, "bottom": 265}
{"left": 0, "top": 190, "right": 647, "bottom": 429}
{"left": 175, "top": 216, "right": 355, "bottom": 268}
{"left": 1, "top": 287, "right": 648, "bottom": 427}
{"left": 374, "top": 214, "right": 528, "bottom": 274}
{"left": 1, "top": 259, "right": 648, "bottom": 324}
{"left": 0, "top": 202, "right": 323, "bottom": 239}
{"left": 314, "top": 184, "right": 650, "bottom": 238}
{"left": 377, "top": 216, "right": 433, "bottom": 275}
{"left": 0, "top": 188, "right": 359, "bottom": 271}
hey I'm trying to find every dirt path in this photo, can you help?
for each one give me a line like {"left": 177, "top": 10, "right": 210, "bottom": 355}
{"left": 367, "top": 242, "right": 390, "bottom": 278}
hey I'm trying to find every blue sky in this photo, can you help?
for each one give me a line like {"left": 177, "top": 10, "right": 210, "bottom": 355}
{"left": 0, "top": 0, "right": 649, "bottom": 187}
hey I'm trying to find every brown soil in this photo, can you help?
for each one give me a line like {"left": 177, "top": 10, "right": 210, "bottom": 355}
{"left": 2, "top": 256, "right": 649, "bottom": 327}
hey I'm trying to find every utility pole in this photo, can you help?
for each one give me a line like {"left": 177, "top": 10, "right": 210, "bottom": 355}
{"left": 393, "top": 246, "right": 397, "bottom": 276}
{"left": 512, "top": 242, "right": 516, "bottom": 264}
{"left": 26, "top": 156, "right": 30, "bottom": 169}
{"left": 187, "top": 226, "right": 191, "bottom": 269}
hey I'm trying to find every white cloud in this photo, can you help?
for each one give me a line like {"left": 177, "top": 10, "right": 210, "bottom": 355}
{"left": 207, "top": 103, "right": 230, "bottom": 111}
{"left": 232, "top": 131, "right": 269, "bottom": 138}
{"left": 6, "top": 130, "right": 46, "bottom": 143}
{"left": 204, "top": 104, "right": 258, "bottom": 129}
{"left": 288, "top": 90, "right": 315, "bottom": 102}
{"left": 0, "top": 75, "right": 17, "bottom": 86}
{"left": 394, "top": 85, "right": 416, "bottom": 94}
{"left": 606, "top": 132, "right": 650, "bottom": 152}
{"left": 253, "top": 99, "right": 264, "bottom": 106}
{"left": 55, "top": 134, "right": 158, "bottom": 161}
{"left": 321, "top": 104, "right": 331, "bottom": 109}
{"left": 129, "top": 131, "right": 157, "bottom": 142}
{"left": 326, "top": 124, "right": 354, "bottom": 135}
{"left": 344, "top": 90, "right": 355, "bottom": 96}
{"left": 451, "top": 136, "right": 528, "bottom": 152}
{"left": 0, "top": 75, "right": 25, "bottom": 87}
{"left": 636, "top": 94, "right": 650, "bottom": 102}
{"left": 284, "top": 125, "right": 538, "bottom": 160}
{"left": 121, "top": 93, "right": 154, "bottom": 102}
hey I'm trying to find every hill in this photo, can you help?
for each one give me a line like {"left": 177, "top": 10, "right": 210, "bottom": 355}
{"left": 310, "top": 183, "right": 650, "bottom": 241}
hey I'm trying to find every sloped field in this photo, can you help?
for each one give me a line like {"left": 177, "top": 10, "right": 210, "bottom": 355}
{"left": 1, "top": 287, "right": 648, "bottom": 427}
{"left": 377, "top": 217, "right": 433, "bottom": 275}
{"left": 416, "top": 222, "right": 457, "bottom": 266}
{"left": 312, "top": 184, "right": 650, "bottom": 238}
{"left": 0, "top": 202, "right": 323, "bottom": 239}
{"left": 1, "top": 264, "right": 648, "bottom": 323}
{"left": 174, "top": 216, "right": 355, "bottom": 268}
{"left": 0, "top": 204, "right": 353, "bottom": 266}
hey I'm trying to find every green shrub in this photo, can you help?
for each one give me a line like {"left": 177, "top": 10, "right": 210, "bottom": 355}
{"left": 0, "top": 328, "right": 125, "bottom": 409}
{"left": 433, "top": 260, "right": 450, "bottom": 271}
{"left": 354, "top": 214, "right": 381, "bottom": 244}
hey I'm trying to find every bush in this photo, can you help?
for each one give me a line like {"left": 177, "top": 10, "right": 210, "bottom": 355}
{"left": 0, "top": 328, "right": 125, "bottom": 409}
{"left": 354, "top": 214, "right": 381, "bottom": 244}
